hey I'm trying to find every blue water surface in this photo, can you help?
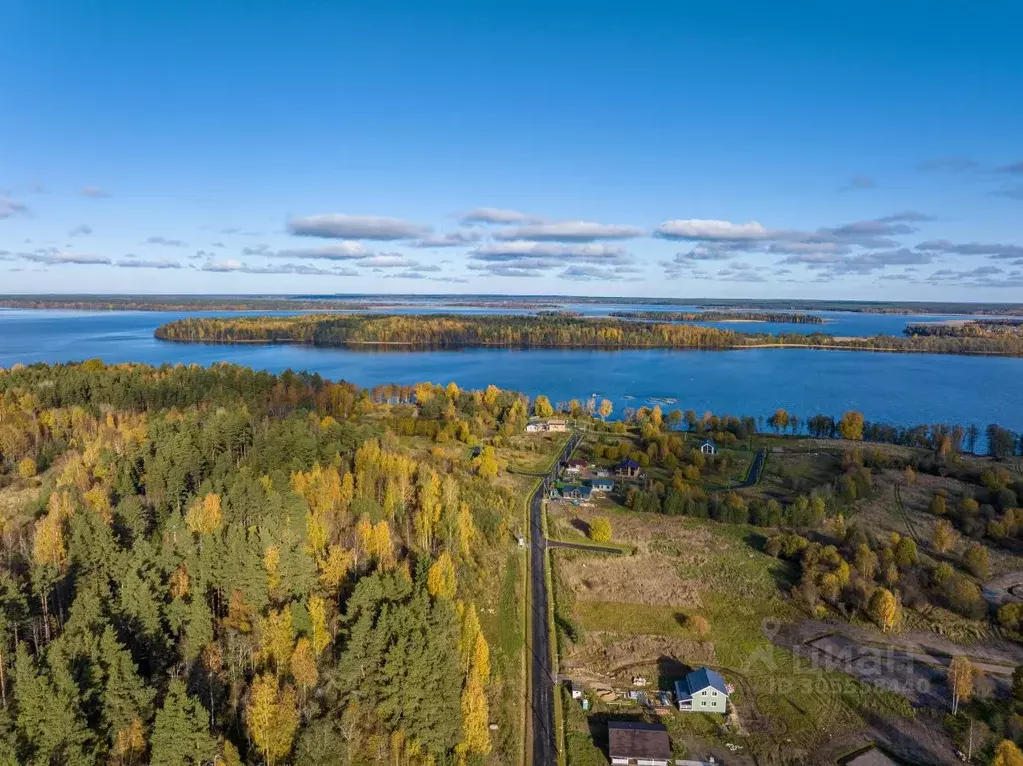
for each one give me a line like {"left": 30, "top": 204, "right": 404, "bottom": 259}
{"left": 1, "top": 308, "right": 1021, "bottom": 432}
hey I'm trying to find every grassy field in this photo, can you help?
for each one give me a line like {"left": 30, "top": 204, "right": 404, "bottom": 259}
{"left": 552, "top": 506, "right": 915, "bottom": 763}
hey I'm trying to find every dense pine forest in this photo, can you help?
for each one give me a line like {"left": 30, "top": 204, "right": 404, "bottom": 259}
{"left": 0, "top": 361, "right": 539, "bottom": 765}
{"left": 608, "top": 310, "right": 825, "bottom": 323}
{"left": 154, "top": 313, "right": 1023, "bottom": 356}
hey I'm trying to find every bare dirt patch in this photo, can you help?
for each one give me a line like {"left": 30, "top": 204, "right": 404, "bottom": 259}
{"left": 563, "top": 632, "right": 717, "bottom": 688}
{"left": 562, "top": 553, "right": 703, "bottom": 607}
{"left": 553, "top": 506, "right": 715, "bottom": 607}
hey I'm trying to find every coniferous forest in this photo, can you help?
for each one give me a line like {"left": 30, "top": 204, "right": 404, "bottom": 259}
{"left": 0, "top": 361, "right": 533, "bottom": 765}
{"left": 154, "top": 313, "right": 1023, "bottom": 356}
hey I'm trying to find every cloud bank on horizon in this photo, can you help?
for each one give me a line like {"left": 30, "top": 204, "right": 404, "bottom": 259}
{"left": 2, "top": 4, "right": 1021, "bottom": 296}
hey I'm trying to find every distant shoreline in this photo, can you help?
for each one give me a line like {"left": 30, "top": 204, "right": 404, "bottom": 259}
{"left": 3, "top": 295, "right": 1023, "bottom": 317}
{"left": 154, "top": 334, "right": 1023, "bottom": 358}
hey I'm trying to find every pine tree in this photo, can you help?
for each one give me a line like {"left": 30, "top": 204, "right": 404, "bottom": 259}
{"left": 150, "top": 679, "right": 216, "bottom": 766}
{"left": 14, "top": 642, "right": 94, "bottom": 765}
{"left": 99, "top": 626, "right": 156, "bottom": 750}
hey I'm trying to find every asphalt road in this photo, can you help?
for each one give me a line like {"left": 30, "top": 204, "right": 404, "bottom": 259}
{"left": 734, "top": 447, "right": 767, "bottom": 488}
{"left": 529, "top": 432, "right": 580, "bottom": 766}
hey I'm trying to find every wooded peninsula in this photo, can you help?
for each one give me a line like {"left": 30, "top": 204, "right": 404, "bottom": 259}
{"left": 154, "top": 313, "right": 1023, "bottom": 356}
{"left": 609, "top": 310, "right": 826, "bottom": 324}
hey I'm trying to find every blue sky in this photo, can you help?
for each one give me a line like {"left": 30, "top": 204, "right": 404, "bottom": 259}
{"left": 2, "top": 1, "right": 1022, "bottom": 298}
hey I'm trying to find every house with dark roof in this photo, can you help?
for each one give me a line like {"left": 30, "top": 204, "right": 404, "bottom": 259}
{"left": 614, "top": 458, "right": 641, "bottom": 478}
{"left": 700, "top": 439, "right": 717, "bottom": 456}
{"left": 565, "top": 458, "right": 588, "bottom": 474}
{"left": 607, "top": 721, "right": 671, "bottom": 766}
{"left": 561, "top": 484, "right": 592, "bottom": 501}
{"left": 675, "top": 667, "right": 728, "bottom": 713}
{"left": 589, "top": 477, "right": 614, "bottom": 493}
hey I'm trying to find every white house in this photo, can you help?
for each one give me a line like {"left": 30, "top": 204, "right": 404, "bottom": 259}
{"left": 526, "top": 418, "right": 568, "bottom": 433}
{"left": 699, "top": 440, "right": 717, "bottom": 456}
{"left": 675, "top": 667, "right": 728, "bottom": 713}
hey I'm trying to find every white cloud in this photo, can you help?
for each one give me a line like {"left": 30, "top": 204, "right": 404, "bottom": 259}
{"left": 358, "top": 253, "right": 418, "bottom": 268}
{"left": 460, "top": 207, "right": 540, "bottom": 225}
{"left": 21, "top": 251, "right": 111, "bottom": 265}
{"left": 471, "top": 241, "right": 631, "bottom": 263}
{"left": 81, "top": 185, "right": 110, "bottom": 198}
{"left": 0, "top": 197, "right": 29, "bottom": 219}
{"left": 146, "top": 236, "right": 187, "bottom": 247}
{"left": 270, "top": 242, "right": 368, "bottom": 260}
{"left": 494, "top": 220, "right": 644, "bottom": 242}
{"left": 410, "top": 229, "right": 483, "bottom": 248}
{"left": 288, "top": 213, "right": 431, "bottom": 240}
{"left": 115, "top": 259, "right": 182, "bottom": 269}
{"left": 655, "top": 219, "right": 772, "bottom": 241}
{"left": 201, "top": 259, "right": 359, "bottom": 277}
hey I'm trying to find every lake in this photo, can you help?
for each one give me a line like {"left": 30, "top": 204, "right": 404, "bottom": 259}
{"left": 1, "top": 308, "right": 1022, "bottom": 434}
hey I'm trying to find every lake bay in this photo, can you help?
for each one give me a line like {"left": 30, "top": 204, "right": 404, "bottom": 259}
{"left": 1, "top": 308, "right": 1021, "bottom": 433}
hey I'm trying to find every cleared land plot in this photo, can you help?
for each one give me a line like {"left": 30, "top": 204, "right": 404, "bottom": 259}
{"left": 552, "top": 508, "right": 915, "bottom": 761}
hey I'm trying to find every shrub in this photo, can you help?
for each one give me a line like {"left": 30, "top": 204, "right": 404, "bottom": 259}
{"left": 589, "top": 517, "right": 612, "bottom": 543}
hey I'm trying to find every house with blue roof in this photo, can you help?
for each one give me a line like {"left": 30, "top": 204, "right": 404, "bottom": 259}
{"left": 674, "top": 667, "right": 728, "bottom": 713}
{"left": 589, "top": 477, "right": 614, "bottom": 493}
{"left": 614, "top": 458, "right": 641, "bottom": 478}
{"left": 561, "top": 484, "right": 592, "bottom": 501}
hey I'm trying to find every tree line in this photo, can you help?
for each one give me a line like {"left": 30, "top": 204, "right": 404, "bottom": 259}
{"left": 154, "top": 313, "right": 1023, "bottom": 356}
{"left": 609, "top": 310, "right": 826, "bottom": 324}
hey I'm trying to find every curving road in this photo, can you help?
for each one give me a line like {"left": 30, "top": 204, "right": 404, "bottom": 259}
{"left": 529, "top": 432, "right": 580, "bottom": 766}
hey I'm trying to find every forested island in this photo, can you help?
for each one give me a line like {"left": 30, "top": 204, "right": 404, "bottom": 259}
{"left": 154, "top": 313, "right": 1023, "bottom": 356}
{"left": 905, "top": 319, "right": 1023, "bottom": 338}
{"left": 609, "top": 310, "right": 826, "bottom": 324}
